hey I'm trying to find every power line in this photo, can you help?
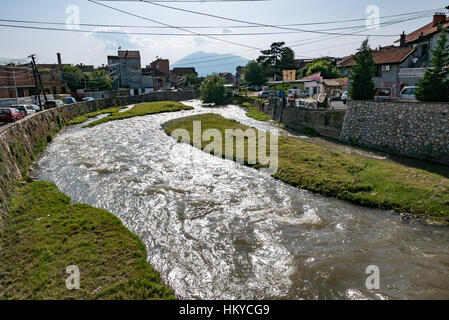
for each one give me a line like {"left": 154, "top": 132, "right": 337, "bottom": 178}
{"left": 0, "top": 8, "right": 438, "bottom": 30}
{"left": 172, "top": 11, "right": 433, "bottom": 65}
{"left": 88, "top": 0, "right": 263, "bottom": 50}
{"left": 140, "top": 1, "right": 444, "bottom": 37}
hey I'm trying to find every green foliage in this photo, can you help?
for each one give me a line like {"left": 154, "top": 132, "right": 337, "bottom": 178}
{"left": 257, "top": 42, "right": 296, "bottom": 80}
{"left": 184, "top": 73, "right": 199, "bottom": 89}
{"left": 416, "top": 29, "right": 449, "bottom": 102}
{"left": 243, "top": 61, "right": 265, "bottom": 86}
{"left": 164, "top": 114, "right": 449, "bottom": 224}
{"left": 349, "top": 39, "right": 376, "bottom": 100}
{"left": 62, "top": 65, "right": 87, "bottom": 91}
{"left": 62, "top": 66, "right": 113, "bottom": 91}
{"left": 0, "top": 181, "right": 175, "bottom": 299}
{"left": 199, "top": 74, "right": 227, "bottom": 105}
{"left": 301, "top": 58, "right": 342, "bottom": 79}
{"left": 241, "top": 102, "right": 271, "bottom": 121}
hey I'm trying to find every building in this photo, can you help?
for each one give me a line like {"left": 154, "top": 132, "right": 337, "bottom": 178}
{"left": 235, "top": 66, "right": 244, "bottom": 84}
{"left": 396, "top": 12, "right": 449, "bottom": 85}
{"left": 219, "top": 72, "right": 235, "bottom": 85}
{"left": 171, "top": 67, "right": 197, "bottom": 88}
{"left": 75, "top": 63, "right": 95, "bottom": 74}
{"left": 0, "top": 65, "right": 36, "bottom": 100}
{"left": 143, "top": 58, "right": 170, "bottom": 91}
{"left": 338, "top": 46, "right": 416, "bottom": 88}
{"left": 108, "top": 50, "right": 143, "bottom": 95}
{"left": 338, "top": 12, "right": 449, "bottom": 89}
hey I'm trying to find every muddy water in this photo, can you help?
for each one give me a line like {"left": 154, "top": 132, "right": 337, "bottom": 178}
{"left": 32, "top": 100, "right": 449, "bottom": 300}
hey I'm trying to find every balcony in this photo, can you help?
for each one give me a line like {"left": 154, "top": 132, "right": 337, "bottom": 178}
{"left": 398, "top": 68, "right": 426, "bottom": 79}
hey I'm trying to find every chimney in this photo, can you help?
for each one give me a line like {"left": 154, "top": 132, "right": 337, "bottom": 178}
{"left": 433, "top": 12, "right": 446, "bottom": 27}
{"left": 400, "top": 31, "right": 406, "bottom": 47}
{"left": 57, "top": 52, "right": 62, "bottom": 65}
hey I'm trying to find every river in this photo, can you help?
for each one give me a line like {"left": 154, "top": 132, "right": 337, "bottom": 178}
{"left": 32, "top": 100, "right": 449, "bottom": 300}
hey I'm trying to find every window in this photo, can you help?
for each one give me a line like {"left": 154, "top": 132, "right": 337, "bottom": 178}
{"left": 375, "top": 66, "right": 382, "bottom": 77}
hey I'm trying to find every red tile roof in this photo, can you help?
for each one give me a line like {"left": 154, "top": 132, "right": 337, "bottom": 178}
{"left": 299, "top": 72, "right": 322, "bottom": 81}
{"left": 399, "top": 16, "right": 449, "bottom": 45}
{"left": 338, "top": 46, "right": 416, "bottom": 67}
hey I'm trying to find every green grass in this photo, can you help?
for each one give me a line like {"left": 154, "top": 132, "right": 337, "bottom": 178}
{"left": 241, "top": 102, "right": 272, "bottom": 122}
{"left": 67, "top": 106, "right": 128, "bottom": 126}
{"left": 68, "top": 102, "right": 193, "bottom": 128}
{"left": 164, "top": 113, "right": 449, "bottom": 225}
{"left": 0, "top": 181, "right": 175, "bottom": 300}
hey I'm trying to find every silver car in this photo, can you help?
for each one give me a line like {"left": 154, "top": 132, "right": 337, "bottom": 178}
{"left": 400, "top": 86, "right": 418, "bottom": 101}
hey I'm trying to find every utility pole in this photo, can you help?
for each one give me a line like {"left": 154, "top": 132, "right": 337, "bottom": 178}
{"left": 30, "top": 61, "right": 42, "bottom": 108}
{"left": 12, "top": 70, "right": 19, "bottom": 104}
{"left": 29, "top": 54, "right": 48, "bottom": 106}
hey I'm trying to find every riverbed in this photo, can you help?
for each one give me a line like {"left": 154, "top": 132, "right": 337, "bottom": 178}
{"left": 32, "top": 100, "right": 449, "bottom": 300}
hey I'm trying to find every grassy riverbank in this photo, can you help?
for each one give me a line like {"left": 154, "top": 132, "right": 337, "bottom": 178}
{"left": 164, "top": 113, "right": 449, "bottom": 224}
{"left": 0, "top": 181, "right": 175, "bottom": 300}
{"left": 68, "top": 101, "right": 193, "bottom": 127}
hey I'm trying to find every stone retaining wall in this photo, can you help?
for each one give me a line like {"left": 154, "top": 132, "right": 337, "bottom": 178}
{"left": 0, "top": 90, "right": 199, "bottom": 223}
{"left": 341, "top": 100, "right": 449, "bottom": 165}
{"left": 253, "top": 98, "right": 345, "bottom": 139}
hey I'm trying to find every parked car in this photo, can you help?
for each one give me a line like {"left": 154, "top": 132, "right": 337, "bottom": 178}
{"left": 258, "top": 91, "right": 271, "bottom": 99}
{"left": 29, "top": 104, "right": 42, "bottom": 112}
{"left": 399, "top": 86, "right": 418, "bottom": 101}
{"left": 63, "top": 97, "right": 77, "bottom": 104}
{"left": 341, "top": 91, "right": 348, "bottom": 104}
{"left": 11, "top": 105, "right": 30, "bottom": 116}
{"left": 288, "top": 89, "right": 306, "bottom": 99}
{"left": 247, "top": 85, "right": 261, "bottom": 92}
{"left": 45, "top": 100, "right": 64, "bottom": 109}
{"left": 81, "top": 97, "right": 95, "bottom": 102}
{"left": 0, "top": 107, "right": 25, "bottom": 123}
{"left": 25, "top": 105, "right": 37, "bottom": 115}
{"left": 374, "top": 88, "right": 394, "bottom": 101}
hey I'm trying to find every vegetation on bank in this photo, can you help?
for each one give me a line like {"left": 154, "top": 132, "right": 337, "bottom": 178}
{"left": 164, "top": 113, "right": 449, "bottom": 224}
{"left": 0, "top": 181, "right": 175, "bottom": 300}
{"left": 68, "top": 101, "right": 193, "bottom": 127}
{"left": 240, "top": 102, "right": 271, "bottom": 122}
{"left": 67, "top": 106, "right": 128, "bottom": 125}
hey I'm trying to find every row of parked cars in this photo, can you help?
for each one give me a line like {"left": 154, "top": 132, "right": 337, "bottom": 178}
{"left": 0, "top": 104, "right": 42, "bottom": 123}
{"left": 0, "top": 96, "right": 95, "bottom": 124}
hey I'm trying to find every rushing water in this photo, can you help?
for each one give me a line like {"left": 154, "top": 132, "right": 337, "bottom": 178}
{"left": 32, "top": 100, "right": 449, "bottom": 300}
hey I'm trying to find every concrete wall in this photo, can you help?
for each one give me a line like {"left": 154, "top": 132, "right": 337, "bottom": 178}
{"left": 254, "top": 98, "right": 345, "bottom": 139}
{"left": 0, "top": 90, "right": 199, "bottom": 223}
{"left": 341, "top": 100, "right": 449, "bottom": 165}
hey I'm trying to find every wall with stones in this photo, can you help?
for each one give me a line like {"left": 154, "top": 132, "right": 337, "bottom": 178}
{"left": 341, "top": 100, "right": 449, "bottom": 165}
{"left": 253, "top": 97, "right": 346, "bottom": 139}
{"left": 0, "top": 90, "right": 199, "bottom": 224}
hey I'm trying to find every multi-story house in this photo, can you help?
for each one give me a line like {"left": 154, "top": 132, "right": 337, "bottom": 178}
{"left": 108, "top": 50, "right": 143, "bottom": 95}
{"left": 338, "top": 12, "right": 449, "bottom": 90}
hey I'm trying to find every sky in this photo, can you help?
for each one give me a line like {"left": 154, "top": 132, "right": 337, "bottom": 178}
{"left": 0, "top": 0, "right": 448, "bottom": 68}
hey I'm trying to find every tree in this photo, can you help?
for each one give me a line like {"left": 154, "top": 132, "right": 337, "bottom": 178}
{"left": 257, "top": 42, "right": 295, "bottom": 80}
{"left": 89, "top": 69, "right": 112, "bottom": 90}
{"left": 301, "top": 58, "right": 341, "bottom": 79}
{"left": 62, "top": 65, "right": 87, "bottom": 91}
{"left": 416, "top": 29, "right": 449, "bottom": 102}
{"left": 184, "top": 73, "right": 199, "bottom": 89}
{"left": 243, "top": 61, "right": 265, "bottom": 86}
{"left": 200, "top": 74, "right": 227, "bottom": 105}
{"left": 349, "top": 39, "right": 376, "bottom": 100}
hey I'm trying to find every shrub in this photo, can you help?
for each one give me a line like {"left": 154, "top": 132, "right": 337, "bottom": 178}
{"left": 200, "top": 74, "right": 227, "bottom": 105}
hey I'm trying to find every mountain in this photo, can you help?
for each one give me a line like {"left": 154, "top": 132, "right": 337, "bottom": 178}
{"left": 172, "top": 51, "right": 249, "bottom": 77}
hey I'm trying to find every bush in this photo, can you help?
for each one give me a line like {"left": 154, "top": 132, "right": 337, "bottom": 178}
{"left": 200, "top": 74, "right": 227, "bottom": 105}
